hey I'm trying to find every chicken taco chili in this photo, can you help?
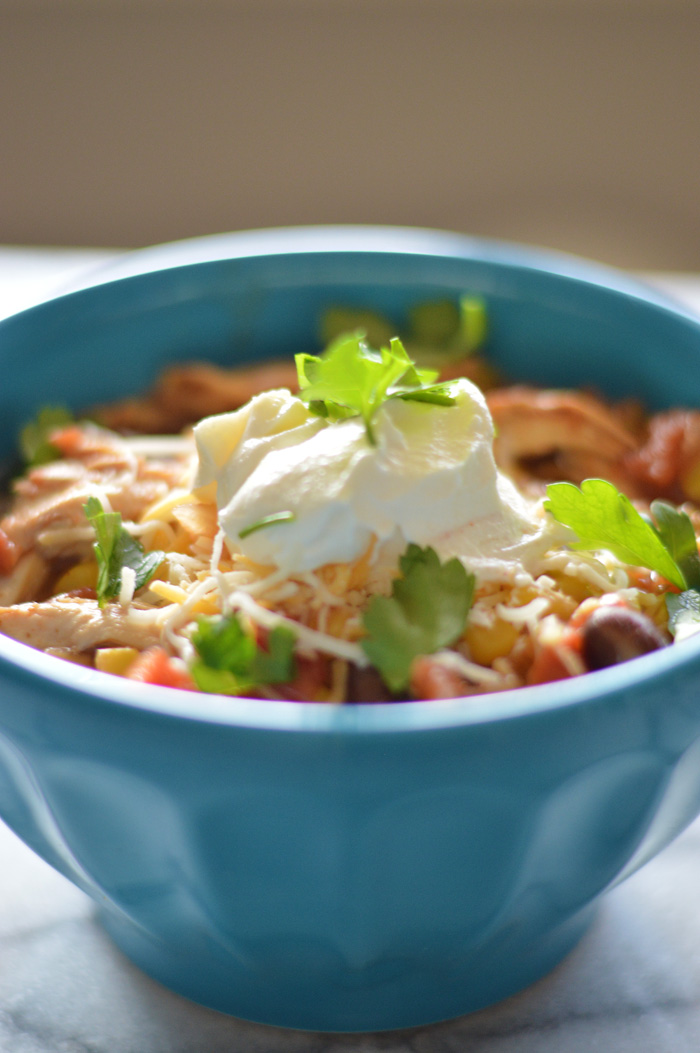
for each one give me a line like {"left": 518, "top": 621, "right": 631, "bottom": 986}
{"left": 1, "top": 298, "right": 699, "bottom": 703}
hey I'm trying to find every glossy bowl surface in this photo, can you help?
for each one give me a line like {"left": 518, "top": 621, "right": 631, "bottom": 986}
{"left": 2, "top": 227, "right": 700, "bottom": 1031}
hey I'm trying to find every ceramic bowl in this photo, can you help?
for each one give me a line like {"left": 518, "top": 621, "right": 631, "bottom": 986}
{"left": 1, "top": 227, "right": 700, "bottom": 1032}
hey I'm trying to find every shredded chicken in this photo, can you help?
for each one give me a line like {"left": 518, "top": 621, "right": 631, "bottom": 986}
{"left": 487, "top": 386, "right": 640, "bottom": 494}
{"left": 0, "top": 552, "right": 49, "bottom": 607}
{"left": 622, "top": 408, "right": 700, "bottom": 503}
{"left": 0, "top": 596, "right": 163, "bottom": 653}
{"left": 94, "top": 360, "right": 300, "bottom": 434}
{"left": 1, "top": 424, "right": 190, "bottom": 558}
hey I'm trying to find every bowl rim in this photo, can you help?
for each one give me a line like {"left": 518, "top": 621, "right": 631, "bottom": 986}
{"left": 1, "top": 625, "right": 698, "bottom": 733}
{"left": 63, "top": 223, "right": 698, "bottom": 319}
{"left": 3, "top": 223, "right": 700, "bottom": 735}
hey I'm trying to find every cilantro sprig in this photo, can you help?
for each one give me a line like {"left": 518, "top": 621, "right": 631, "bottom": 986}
{"left": 543, "top": 480, "right": 688, "bottom": 589}
{"left": 296, "top": 332, "right": 458, "bottom": 445}
{"left": 84, "top": 496, "right": 164, "bottom": 607}
{"left": 544, "top": 479, "right": 700, "bottom": 642}
{"left": 361, "top": 544, "right": 475, "bottom": 693}
{"left": 542, "top": 479, "right": 700, "bottom": 592}
{"left": 190, "top": 613, "right": 296, "bottom": 695}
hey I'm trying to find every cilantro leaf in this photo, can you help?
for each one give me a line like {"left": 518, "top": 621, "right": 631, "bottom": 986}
{"left": 650, "top": 500, "right": 700, "bottom": 591}
{"left": 19, "top": 406, "right": 74, "bottom": 467}
{"left": 361, "top": 544, "right": 475, "bottom": 693}
{"left": 84, "top": 496, "right": 164, "bottom": 607}
{"left": 666, "top": 590, "right": 700, "bottom": 641}
{"left": 190, "top": 614, "right": 256, "bottom": 694}
{"left": 543, "top": 479, "right": 687, "bottom": 590}
{"left": 190, "top": 613, "right": 296, "bottom": 695}
{"left": 254, "top": 623, "right": 298, "bottom": 683}
{"left": 296, "top": 332, "right": 454, "bottom": 445}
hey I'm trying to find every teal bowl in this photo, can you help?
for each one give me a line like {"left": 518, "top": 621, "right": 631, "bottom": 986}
{"left": 1, "top": 227, "right": 700, "bottom": 1031}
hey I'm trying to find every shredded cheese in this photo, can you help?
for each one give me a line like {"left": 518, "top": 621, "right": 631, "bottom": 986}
{"left": 229, "top": 588, "right": 369, "bottom": 664}
{"left": 119, "top": 565, "right": 136, "bottom": 607}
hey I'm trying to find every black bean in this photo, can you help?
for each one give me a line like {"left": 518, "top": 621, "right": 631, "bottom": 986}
{"left": 345, "top": 664, "right": 396, "bottom": 703}
{"left": 582, "top": 605, "right": 667, "bottom": 671}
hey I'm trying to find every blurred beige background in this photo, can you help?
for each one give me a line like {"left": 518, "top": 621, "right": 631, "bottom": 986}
{"left": 1, "top": 0, "right": 699, "bottom": 270}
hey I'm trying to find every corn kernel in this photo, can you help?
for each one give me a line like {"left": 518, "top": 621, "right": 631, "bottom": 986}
{"left": 465, "top": 618, "right": 519, "bottom": 666}
{"left": 95, "top": 647, "right": 139, "bottom": 676}
{"left": 53, "top": 561, "right": 98, "bottom": 595}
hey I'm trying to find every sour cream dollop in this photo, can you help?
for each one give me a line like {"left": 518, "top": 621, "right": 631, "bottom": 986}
{"left": 193, "top": 379, "right": 557, "bottom": 581}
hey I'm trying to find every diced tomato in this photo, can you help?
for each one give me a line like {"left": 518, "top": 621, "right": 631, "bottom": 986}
{"left": 410, "top": 655, "right": 471, "bottom": 700}
{"left": 526, "top": 644, "right": 575, "bottom": 686}
{"left": 125, "top": 646, "right": 196, "bottom": 690}
{"left": 282, "top": 654, "right": 332, "bottom": 702}
{"left": 47, "top": 425, "right": 85, "bottom": 457}
{"left": 626, "top": 565, "right": 681, "bottom": 595}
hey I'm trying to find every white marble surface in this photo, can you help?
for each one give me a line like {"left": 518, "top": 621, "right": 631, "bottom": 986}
{"left": 3, "top": 807, "right": 700, "bottom": 1053}
{"left": 2, "top": 248, "right": 700, "bottom": 1052}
